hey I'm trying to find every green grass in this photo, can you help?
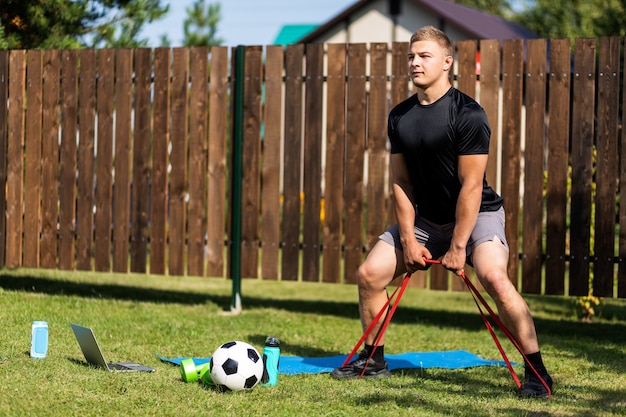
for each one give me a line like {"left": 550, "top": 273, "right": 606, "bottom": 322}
{"left": 1, "top": 268, "right": 625, "bottom": 417}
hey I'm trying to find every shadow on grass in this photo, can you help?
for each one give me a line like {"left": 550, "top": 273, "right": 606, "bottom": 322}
{"left": 2, "top": 272, "right": 626, "bottom": 375}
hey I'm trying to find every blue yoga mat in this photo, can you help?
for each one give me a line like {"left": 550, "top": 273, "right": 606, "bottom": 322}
{"left": 157, "top": 350, "right": 515, "bottom": 375}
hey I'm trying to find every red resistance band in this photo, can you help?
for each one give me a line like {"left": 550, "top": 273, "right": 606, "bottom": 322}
{"left": 342, "top": 260, "right": 552, "bottom": 398}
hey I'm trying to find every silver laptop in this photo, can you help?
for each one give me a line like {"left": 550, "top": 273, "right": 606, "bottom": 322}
{"left": 70, "top": 323, "right": 155, "bottom": 372}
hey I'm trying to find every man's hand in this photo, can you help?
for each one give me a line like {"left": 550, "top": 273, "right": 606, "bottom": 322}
{"left": 402, "top": 240, "right": 432, "bottom": 274}
{"left": 441, "top": 247, "right": 466, "bottom": 276}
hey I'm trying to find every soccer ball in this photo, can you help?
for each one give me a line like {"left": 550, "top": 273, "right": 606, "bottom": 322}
{"left": 209, "top": 341, "right": 264, "bottom": 391}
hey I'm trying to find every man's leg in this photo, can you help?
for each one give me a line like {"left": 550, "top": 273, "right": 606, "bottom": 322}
{"left": 471, "top": 237, "right": 552, "bottom": 398}
{"left": 331, "top": 239, "right": 403, "bottom": 379}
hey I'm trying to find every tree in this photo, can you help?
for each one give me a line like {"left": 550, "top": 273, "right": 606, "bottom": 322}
{"left": 182, "top": 0, "right": 223, "bottom": 47}
{"left": 0, "top": 0, "right": 169, "bottom": 49}
{"left": 456, "top": 0, "right": 514, "bottom": 17}
{"left": 513, "top": 0, "right": 626, "bottom": 39}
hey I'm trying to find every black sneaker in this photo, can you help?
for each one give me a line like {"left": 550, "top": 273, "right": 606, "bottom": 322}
{"left": 518, "top": 371, "right": 553, "bottom": 398}
{"left": 331, "top": 356, "right": 391, "bottom": 379}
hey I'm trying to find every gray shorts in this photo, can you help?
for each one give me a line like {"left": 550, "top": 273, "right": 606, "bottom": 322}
{"left": 379, "top": 207, "right": 508, "bottom": 264}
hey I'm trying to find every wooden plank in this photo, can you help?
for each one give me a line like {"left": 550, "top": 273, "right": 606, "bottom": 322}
{"left": 206, "top": 46, "right": 228, "bottom": 278}
{"left": 343, "top": 43, "right": 367, "bottom": 284}
{"left": 94, "top": 49, "right": 115, "bottom": 272}
{"left": 23, "top": 50, "right": 43, "bottom": 268}
{"left": 521, "top": 39, "right": 547, "bottom": 294}
{"left": 302, "top": 43, "right": 324, "bottom": 282}
{"left": 187, "top": 47, "right": 209, "bottom": 277}
{"left": 322, "top": 43, "right": 346, "bottom": 284}
{"left": 169, "top": 47, "right": 189, "bottom": 276}
{"left": 6, "top": 50, "right": 26, "bottom": 268}
{"left": 569, "top": 38, "right": 596, "bottom": 296}
{"left": 545, "top": 39, "right": 571, "bottom": 295}
{"left": 150, "top": 48, "right": 171, "bottom": 275}
{"left": 76, "top": 49, "right": 96, "bottom": 271}
{"left": 593, "top": 37, "right": 620, "bottom": 298}
{"left": 261, "top": 45, "right": 283, "bottom": 280}
{"left": 240, "top": 45, "right": 263, "bottom": 278}
{"left": 456, "top": 40, "right": 477, "bottom": 99}
{"left": 112, "top": 49, "right": 133, "bottom": 273}
{"left": 130, "top": 48, "right": 152, "bottom": 273}
{"left": 0, "top": 51, "right": 8, "bottom": 267}
{"left": 366, "top": 43, "right": 389, "bottom": 251}
{"left": 500, "top": 39, "right": 524, "bottom": 288}
{"left": 281, "top": 44, "right": 304, "bottom": 281}
{"left": 58, "top": 50, "right": 79, "bottom": 271}
{"left": 479, "top": 39, "right": 501, "bottom": 208}
{"left": 40, "top": 50, "right": 61, "bottom": 269}
{"left": 620, "top": 40, "right": 626, "bottom": 298}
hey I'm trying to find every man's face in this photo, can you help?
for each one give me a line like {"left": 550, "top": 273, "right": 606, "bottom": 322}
{"left": 407, "top": 39, "right": 451, "bottom": 89}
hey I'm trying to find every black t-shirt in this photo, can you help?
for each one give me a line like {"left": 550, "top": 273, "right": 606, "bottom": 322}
{"left": 388, "top": 87, "right": 503, "bottom": 225}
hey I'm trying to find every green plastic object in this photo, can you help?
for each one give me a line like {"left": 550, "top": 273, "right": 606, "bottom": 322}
{"left": 180, "top": 358, "right": 199, "bottom": 383}
{"left": 199, "top": 364, "right": 214, "bottom": 386}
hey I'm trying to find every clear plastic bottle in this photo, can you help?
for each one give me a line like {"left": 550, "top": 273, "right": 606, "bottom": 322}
{"left": 30, "top": 321, "right": 48, "bottom": 359}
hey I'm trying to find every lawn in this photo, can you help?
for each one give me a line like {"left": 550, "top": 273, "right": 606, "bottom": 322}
{"left": 1, "top": 268, "right": 625, "bottom": 416}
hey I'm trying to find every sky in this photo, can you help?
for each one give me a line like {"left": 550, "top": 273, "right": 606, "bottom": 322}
{"left": 141, "top": 0, "right": 356, "bottom": 47}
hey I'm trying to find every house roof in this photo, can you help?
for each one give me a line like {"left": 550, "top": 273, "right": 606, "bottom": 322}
{"left": 273, "top": 24, "right": 319, "bottom": 45}
{"left": 298, "top": 0, "right": 539, "bottom": 43}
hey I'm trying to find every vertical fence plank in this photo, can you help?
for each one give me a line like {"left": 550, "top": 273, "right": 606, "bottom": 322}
{"left": 6, "top": 50, "right": 26, "bottom": 268}
{"left": 569, "top": 38, "right": 596, "bottom": 296}
{"left": 343, "top": 43, "right": 367, "bottom": 284}
{"left": 260, "top": 45, "right": 283, "bottom": 280}
{"left": 169, "top": 47, "right": 189, "bottom": 276}
{"left": 500, "top": 39, "right": 524, "bottom": 287}
{"left": 456, "top": 40, "right": 477, "bottom": 99}
{"left": 150, "top": 47, "right": 171, "bottom": 275}
{"left": 112, "top": 49, "right": 133, "bottom": 273}
{"left": 479, "top": 39, "right": 500, "bottom": 203}
{"left": 302, "top": 43, "right": 324, "bottom": 282}
{"left": 240, "top": 45, "right": 263, "bottom": 278}
{"left": 207, "top": 46, "right": 228, "bottom": 278}
{"left": 0, "top": 51, "right": 7, "bottom": 267}
{"left": 187, "top": 47, "right": 209, "bottom": 277}
{"left": 521, "top": 39, "right": 547, "bottom": 294}
{"left": 620, "top": 41, "right": 626, "bottom": 298}
{"left": 24, "top": 50, "right": 43, "bottom": 268}
{"left": 545, "top": 38, "right": 570, "bottom": 295}
{"left": 59, "top": 51, "right": 79, "bottom": 271}
{"left": 130, "top": 48, "right": 152, "bottom": 273}
{"left": 366, "top": 43, "right": 389, "bottom": 251}
{"left": 281, "top": 44, "right": 304, "bottom": 281}
{"left": 76, "top": 49, "right": 96, "bottom": 271}
{"left": 95, "top": 49, "right": 115, "bottom": 272}
{"left": 593, "top": 37, "right": 620, "bottom": 298}
{"left": 40, "top": 50, "right": 61, "bottom": 269}
{"left": 322, "top": 44, "right": 346, "bottom": 284}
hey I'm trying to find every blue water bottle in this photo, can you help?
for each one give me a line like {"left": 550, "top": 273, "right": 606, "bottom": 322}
{"left": 262, "top": 336, "right": 280, "bottom": 386}
{"left": 30, "top": 321, "right": 48, "bottom": 359}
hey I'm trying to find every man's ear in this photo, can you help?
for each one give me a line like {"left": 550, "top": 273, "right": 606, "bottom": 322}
{"left": 444, "top": 55, "right": 453, "bottom": 71}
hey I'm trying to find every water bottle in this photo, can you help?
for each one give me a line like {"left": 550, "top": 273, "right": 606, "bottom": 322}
{"left": 30, "top": 321, "right": 48, "bottom": 359}
{"left": 261, "top": 336, "right": 280, "bottom": 386}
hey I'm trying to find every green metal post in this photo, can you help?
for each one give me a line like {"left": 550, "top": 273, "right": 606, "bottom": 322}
{"left": 230, "top": 45, "right": 245, "bottom": 313}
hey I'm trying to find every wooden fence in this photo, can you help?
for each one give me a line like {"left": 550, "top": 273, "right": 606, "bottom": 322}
{"left": 0, "top": 38, "right": 624, "bottom": 298}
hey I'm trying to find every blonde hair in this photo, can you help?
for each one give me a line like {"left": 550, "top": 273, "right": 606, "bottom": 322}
{"left": 410, "top": 26, "right": 454, "bottom": 58}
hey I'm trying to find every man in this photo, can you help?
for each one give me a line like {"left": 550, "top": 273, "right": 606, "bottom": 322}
{"left": 331, "top": 26, "right": 553, "bottom": 399}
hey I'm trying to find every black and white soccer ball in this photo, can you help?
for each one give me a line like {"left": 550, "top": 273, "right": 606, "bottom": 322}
{"left": 209, "top": 341, "right": 264, "bottom": 391}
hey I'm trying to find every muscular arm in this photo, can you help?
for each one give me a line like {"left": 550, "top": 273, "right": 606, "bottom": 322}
{"left": 441, "top": 153, "right": 488, "bottom": 275}
{"left": 391, "top": 154, "right": 431, "bottom": 272}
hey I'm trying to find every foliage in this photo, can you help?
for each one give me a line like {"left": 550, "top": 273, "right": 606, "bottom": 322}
{"left": 456, "top": 0, "right": 515, "bottom": 17}
{"left": 513, "top": 0, "right": 626, "bottom": 39}
{"left": 577, "top": 291, "right": 603, "bottom": 322}
{"left": 182, "top": 0, "right": 223, "bottom": 47}
{"left": 0, "top": 0, "right": 169, "bottom": 49}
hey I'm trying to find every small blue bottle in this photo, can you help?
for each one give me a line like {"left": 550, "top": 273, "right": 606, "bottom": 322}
{"left": 30, "top": 321, "right": 48, "bottom": 359}
{"left": 261, "top": 336, "right": 280, "bottom": 386}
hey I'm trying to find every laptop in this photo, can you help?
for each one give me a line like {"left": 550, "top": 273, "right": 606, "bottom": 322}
{"left": 70, "top": 323, "right": 156, "bottom": 372}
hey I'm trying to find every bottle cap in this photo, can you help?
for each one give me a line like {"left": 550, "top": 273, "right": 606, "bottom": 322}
{"left": 265, "top": 336, "right": 280, "bottom": 347}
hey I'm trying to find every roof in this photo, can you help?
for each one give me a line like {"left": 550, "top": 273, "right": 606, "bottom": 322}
{"left": 298, "top": 0, "right": 538, "bottom": 43}
{"left": 273, "top": 24, "right": 320, "bottom": 45}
